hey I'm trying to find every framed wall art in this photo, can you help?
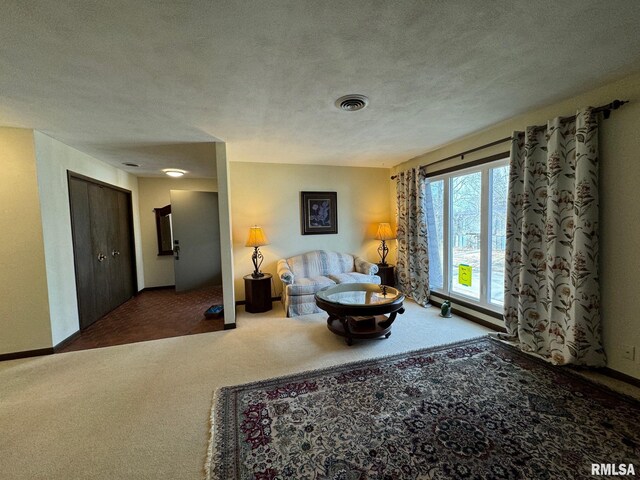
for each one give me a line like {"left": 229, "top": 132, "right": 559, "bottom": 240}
{"left": 300, "top": 191, "right": 338, "bottom": 235}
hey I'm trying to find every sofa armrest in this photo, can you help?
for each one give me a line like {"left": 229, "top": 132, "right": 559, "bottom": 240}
{"left": 277, "top": 259, "right": 294, "bottom": 285}
{"left": 354, "top": 257, "right": 378, "bottom": 275}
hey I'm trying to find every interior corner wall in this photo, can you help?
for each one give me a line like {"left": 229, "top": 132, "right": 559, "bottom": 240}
{"left": 229, "top": 162, "right": 391, "bottom": 301}
{"left": 34, "top": 132, "right": 144, "bottom": 346}
{"left": 0, "top": 127, "right": 52, "bottom": 354}
{"left": 138, "top": 177, "right": 218, "bottom": 288}
{"left": 391, "top": 71, "right": 640, "bottom": 380}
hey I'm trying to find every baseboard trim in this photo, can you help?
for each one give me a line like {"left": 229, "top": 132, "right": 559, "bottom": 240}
{"left": 0, "top": 329, "right": 84, "bottom": 361}
{"left": 236, "top": 296, "right": 280, "bottom": 306}
{"left": 600, "top": 367, "right": 640, "bottom": 389}
{"left": 140, "top": 285, "right": 175, "bottom": 292}
{"left": 0, "top": 347, "right": 54, "bottom": 362}
{"left": 223, "top": 322, "right": 237, "bottom": 330}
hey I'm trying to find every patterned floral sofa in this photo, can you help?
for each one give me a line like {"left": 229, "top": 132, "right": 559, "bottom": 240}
{"left": 277, "top": 250, "right": 380, "bottom": 317}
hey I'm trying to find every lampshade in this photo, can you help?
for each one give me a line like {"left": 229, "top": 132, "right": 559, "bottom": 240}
{"left": 375, "top": 223, "right": 395, "bottom": 241}
{"left": 246, "top": 226, "right": 269, "bottom": 247}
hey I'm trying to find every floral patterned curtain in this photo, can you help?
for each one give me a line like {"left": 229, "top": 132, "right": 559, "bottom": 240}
{"left": 396, "top": 168, "right": 430, "bottom": 306}
{"left": 503, "top": 108, "right": 605, "bottom": 366}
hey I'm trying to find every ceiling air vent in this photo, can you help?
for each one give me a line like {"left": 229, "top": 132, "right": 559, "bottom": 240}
{"left": 122, "top": 162, "right": 139, "bottom": 167}
{"left": 335, "top": 94, "right": 369, "bottom": 112}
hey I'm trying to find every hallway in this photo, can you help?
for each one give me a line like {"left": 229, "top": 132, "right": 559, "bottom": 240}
{"left": 58, "top": 286, "right": 225, "bottom": 352}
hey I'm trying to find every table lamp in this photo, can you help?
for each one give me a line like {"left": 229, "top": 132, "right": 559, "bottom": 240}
{"left": 246, "top": 226, "right": 269, "bottom": 278}
{"left": 375, "top": 223, "right": 395, "bottom": 266}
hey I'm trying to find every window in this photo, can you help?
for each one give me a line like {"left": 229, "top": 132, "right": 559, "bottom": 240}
{"left": 425, "top": 156, "right": 509, "bottom": 312}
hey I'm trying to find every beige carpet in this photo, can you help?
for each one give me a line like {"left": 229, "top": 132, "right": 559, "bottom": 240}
{"left": 1, "top": 300, "right": 489, "bottom": 479}
{"left": 0, "top": 303, "right": 487, "bottom": 480}
{"left": 2, "top": 300, "right": 628, "bottom": 480}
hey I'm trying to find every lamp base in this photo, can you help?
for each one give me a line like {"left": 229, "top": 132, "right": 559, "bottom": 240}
{"left": 250, "top": 247, "right": 265, "bottom": 279}
{"left": 377, "top": 240, "right": 389, "bottom": 266}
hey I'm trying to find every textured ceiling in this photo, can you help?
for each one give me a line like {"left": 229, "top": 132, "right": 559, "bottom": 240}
{"left": 1, "top": 1, "right": 640, "bottom": 177}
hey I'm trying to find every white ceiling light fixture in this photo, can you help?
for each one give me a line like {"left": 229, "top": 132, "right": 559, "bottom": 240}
{"left": 163, "top": 169, "right": 186, "bottom": 177}
{"left": 335, "top": 94, "right": 369, "bottom": 112}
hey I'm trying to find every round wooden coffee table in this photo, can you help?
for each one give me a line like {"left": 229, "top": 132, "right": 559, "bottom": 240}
{"left": 315, "top": 283, "right": 405, "bottom": 345}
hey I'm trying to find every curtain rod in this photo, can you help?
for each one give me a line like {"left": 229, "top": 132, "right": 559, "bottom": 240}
{"left": 390, "top": 99, "right": 628, "bottom": 180}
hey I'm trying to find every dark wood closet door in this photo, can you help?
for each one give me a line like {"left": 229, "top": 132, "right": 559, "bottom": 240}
{"left": 88, "top": 182, "right": 114, "bottom": 320}
{"left": 69, "top": 177, "right": 97, "bottom": 329}
{"left": 69, "top": 174, "right": 137, "bottom": 330}
{"left": 115, "top": 190, "right": 135, "bottom": 303}
{"left": 106, "top": 188, "right": 135, "bottom": 310}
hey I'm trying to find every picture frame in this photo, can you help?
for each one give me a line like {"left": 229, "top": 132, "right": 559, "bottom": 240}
{"left": 300, "top": 191, "right": 338, "bottom": 235}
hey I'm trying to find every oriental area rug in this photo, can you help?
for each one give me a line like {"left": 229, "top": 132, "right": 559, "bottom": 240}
{"left": 207, "top": 337, "right": 640, "bottom": 480}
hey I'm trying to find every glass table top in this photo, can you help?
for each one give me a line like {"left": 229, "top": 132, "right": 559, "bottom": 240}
{"left": 315, "top": 283, "right": 403, "bottom": 306}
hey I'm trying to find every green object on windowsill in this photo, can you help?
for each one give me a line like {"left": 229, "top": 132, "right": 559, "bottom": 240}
{"left": 440, "top": 300, "right": 452, "bottom": 318}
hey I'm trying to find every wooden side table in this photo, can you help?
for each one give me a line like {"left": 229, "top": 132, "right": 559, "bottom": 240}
{"left": 244, "top": 273, "right": 272, "bottom": 313}
{"left": 376, "top": 264, "right": 395, "bottom": 287}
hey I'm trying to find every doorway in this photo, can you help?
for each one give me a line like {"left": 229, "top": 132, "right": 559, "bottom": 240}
{"left": 170, "top": 190, "right": 222, "bottom": 292}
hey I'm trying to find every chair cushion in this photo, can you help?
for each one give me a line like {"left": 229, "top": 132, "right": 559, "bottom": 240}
{"left": 286, "top": 275, "right": 336, "bottom": 296}
{"left": 327, "top": 272, "right": 382, "bottom": 285}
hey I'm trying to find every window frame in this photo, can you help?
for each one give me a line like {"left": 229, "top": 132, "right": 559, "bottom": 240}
{"left": 425, "top": 152, "right": 509, "bottom": 314}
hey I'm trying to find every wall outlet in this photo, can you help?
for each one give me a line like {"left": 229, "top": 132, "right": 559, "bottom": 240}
{"left": 621, "top": 344, "right": 635, "bottom": 361}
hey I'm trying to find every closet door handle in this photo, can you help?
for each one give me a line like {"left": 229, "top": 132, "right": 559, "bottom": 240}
{"left": 112, "top": 250, "right": 120, "bottom": 257}
{"left": 97, "top": 253, "right": 107, "bottom": 262}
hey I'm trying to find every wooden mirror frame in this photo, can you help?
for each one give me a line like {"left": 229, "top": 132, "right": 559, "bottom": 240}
{"left": 154, "top": 204, "right": 173, "bottom": 256}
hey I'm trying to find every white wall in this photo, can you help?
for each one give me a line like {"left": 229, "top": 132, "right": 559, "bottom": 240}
{"left": 34, "top": 132, "right": 143, "bottom": 346}
{"left": 392, "top": 71, "right": 640, "bottom": 380}
{"left": 229, "top": 162, "right": 392, "bottom": 300}
{"left": 216, "top": 144, "right": 236, "bottom": 327}
{"left": 138, "top": 177, "right": 217, "bottom": 288}
{"left": 0, "top": 127, "right": 52, "bottom": 354}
